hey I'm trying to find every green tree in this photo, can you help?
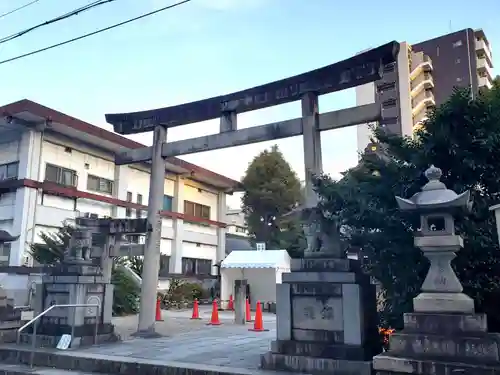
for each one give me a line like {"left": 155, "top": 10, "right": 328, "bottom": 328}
{"left": 29, "top": 225, "right": 140, "bottom": 316}
{"left": 128, "top": 256, "right": 144, "bottom": 276}
{"left": 315, "top": 81, "right": 500, "bottom": 330}
{"left": 241, "top": 145, "right": 306, "bottom": 257}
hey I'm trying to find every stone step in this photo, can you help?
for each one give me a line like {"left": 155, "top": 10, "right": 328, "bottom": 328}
{"left": 389, "top": 331, "right": 500, "bottom": 362}
{"left": 0, "top": 362, "right": 106, "bottom": 375}
{"left": 19, "top": 332, "right": 119, "bottom": 347}
{"left": 403, "top": 312, "right": 488, "bottom": 334}
{"left": 270, "top": 339, "right": 371, "bottom": 361}
{"left": 0, "top": 344, "right": 284, "bottom": 375}
{"left": 373, "top": 353, "right": 500, "bottom": 375}
{"left": 261, "top": 351, "right": 372, "bottom": 375}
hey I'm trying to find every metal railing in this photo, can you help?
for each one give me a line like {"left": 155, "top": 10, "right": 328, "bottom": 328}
{"left": 17, "top": 303, "right": 99, "bottom": 368}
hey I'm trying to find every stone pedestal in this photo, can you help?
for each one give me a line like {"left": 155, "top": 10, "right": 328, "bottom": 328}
{"left": 373, "top": 312, "right": 500, "bottom": 374}
{"left": 0, "top": 285, "right": 22, "bottom": 343}
{"left": 261, "top": 257, "right": 381, "bottom": 374}
{"left": 26, "top": 263, "right": 117, "bottom": 348}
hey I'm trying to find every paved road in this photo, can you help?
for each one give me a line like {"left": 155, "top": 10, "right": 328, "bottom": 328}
{"left": 72, "top": 306, "right": 279, "bottom": 371}
{"left": 112, "top": 306, "right": 276, "bottom": 340}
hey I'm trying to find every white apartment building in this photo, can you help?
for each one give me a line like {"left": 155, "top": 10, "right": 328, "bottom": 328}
{"left": 357, "top": 28, "right": 494, "bottom": 155}
{"left": 0, "top": 99, "right": 240, "bottom": 276}
{"left": 226, "top": 208, "right": 248, "bottom": 237}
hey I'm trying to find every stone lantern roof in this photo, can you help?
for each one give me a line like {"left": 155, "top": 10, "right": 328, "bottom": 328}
{"left": 0, "top": 230, "right": 19, "bottom": 243}
{"left": 395, "top": 165, "right": 472, "bottom": 212}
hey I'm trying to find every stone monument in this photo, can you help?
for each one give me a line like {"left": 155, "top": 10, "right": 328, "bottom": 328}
{"left": 374, "top": 165, "right": 500, "bottom": 374}
{"left": 261, "top": 204, "right": 380, "bottom": 374}
{"left": 0, "top": 229, "right": 24, "bottom": 343}
{"left": 26, "top": 217, "right": 128, "bottom": 348}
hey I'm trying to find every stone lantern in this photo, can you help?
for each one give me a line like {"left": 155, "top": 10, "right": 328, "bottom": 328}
{"left": 395, "top": 165, "right": 474, "bottom": 313}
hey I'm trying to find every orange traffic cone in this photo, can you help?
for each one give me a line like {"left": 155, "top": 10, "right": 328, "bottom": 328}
{"left": 191, "top": 298, "right": 201, "bottom": 320}
{"left": 249, "top": 301, "right": 268, "bottom": 332}
{"left": 228, "top": 295, "right": 234, "bottom": 311}
{"left": 207, "top": 299, "right": 222, "bottom": 325}
{"left": 245, "top": 298, "right": 253, "bottom": 322}
{"left": 155, "top": 297, "right": 163, "bottom": 322}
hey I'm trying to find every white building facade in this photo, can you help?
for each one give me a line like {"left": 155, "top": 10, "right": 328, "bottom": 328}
{"left": 226, "top": 208, "right": 248, "bottom": 237}
{"left": 0, "top": 100, "right": 239, "bottom": 276}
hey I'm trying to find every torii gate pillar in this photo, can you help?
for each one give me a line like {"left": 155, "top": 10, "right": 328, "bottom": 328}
{"left": 301, "top": 92, "right": 322, "bottom": 210}
{"left": 134, "top": 125, "right": 167, "bottom": 337}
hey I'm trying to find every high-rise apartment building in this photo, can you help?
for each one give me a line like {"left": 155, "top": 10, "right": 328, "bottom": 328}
{"left": 357, "top": 28, "right": 494, "bottom": 155}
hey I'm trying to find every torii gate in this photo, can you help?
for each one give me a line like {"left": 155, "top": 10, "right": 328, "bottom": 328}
{"left": 105, "top": 41, "right": 400, "bottom": 336}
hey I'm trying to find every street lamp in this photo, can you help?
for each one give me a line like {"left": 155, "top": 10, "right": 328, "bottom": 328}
{"left": 259, "top": 215, "right": 276, "bottom": 247}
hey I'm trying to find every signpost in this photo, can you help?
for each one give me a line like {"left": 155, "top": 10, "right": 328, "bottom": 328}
{"left": 105, "top": 41, "right": 400, "bottom": 336}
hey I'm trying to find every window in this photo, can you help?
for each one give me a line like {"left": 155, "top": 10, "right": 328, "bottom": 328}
{"left": 87, "top": 174, "right": 113, "bottom": 194}
{"left": 126, "top": 191, "right": 132, "bottom": 217}
{"left": 382, "top": 98, "right": 397, "bottom": 108}
{"left": 197, "top": 259, "right": 212, "bottom": 275}
{"left": 452, "top": 40, "right": 463, "bottom": 48}
{"left": 383, "top": 62, "right": 395, "bottom": 73}
{"left": 163, "top": 195, "right": 173, "bottom": 211}
{"left": 182, "top": 257, "right": 212, "bottom": 275}
{"left": 184, "top": 201, "right": 211, "bottom": 220}
{"left": 159, "top": 255, "right": 170, "bottom": 276}
{"left": 376, "top": 82, "right": 396, "bottom": 93}
{"left": 44, "top": 164, "right": 77, "bottom": 187}
{"left": 182, "top": 257, "right": 196, "bottom": 275}
{"left": 0, "top": 243, "right": 11, "bottom": 266}
{"left": 136, "top": 194, "right": 143, "bottom": 218}
{"left": 0, "top": 162, "right": 19, "bottom": 181}
{"left": 125, "top": 234, "right": 144, "bottom": 244}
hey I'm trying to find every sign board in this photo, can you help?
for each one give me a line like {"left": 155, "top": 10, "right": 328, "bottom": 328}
{"left": 56, "top": 334, "right": 72, "bottom": 350}
{"left": 105, "top": 218, "right": 151, "bottom": 234}
{"left": 256, "top": 242, "right": 266, "bottom": 251}
{"left": 20, "top": 310, "right": 34, "bottom": 321}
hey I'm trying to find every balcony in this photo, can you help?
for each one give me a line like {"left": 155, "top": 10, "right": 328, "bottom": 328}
{"left": 413, "top": 110, "right": 429, "bottom": 127}
{"left": 410, "top": 54, "right": 433, "bottom": 80}
{"left": 478, "top": 75, "right": 493, "bottom": 90}
{"left": 411, "top": 73, "right": 434, "bottom": 97}
{"left": 412, "top": 91, "right": 435, "bottom": 116}
{"left": 475, "top": 38, "right": 493, "bottom": 67}
{"left": 413, "top": 122, "right": 426, "bottom": 135}
{"left": 477, "top": 57, "right": 494, "bottom": 82}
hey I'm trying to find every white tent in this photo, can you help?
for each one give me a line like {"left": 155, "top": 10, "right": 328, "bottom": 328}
{"left": 220, "top": 249, "right": 291, "bottom": 308}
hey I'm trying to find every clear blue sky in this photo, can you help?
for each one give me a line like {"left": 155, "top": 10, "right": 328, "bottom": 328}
{"left": 0, "top": 0, "right": 498, "bottom": 207}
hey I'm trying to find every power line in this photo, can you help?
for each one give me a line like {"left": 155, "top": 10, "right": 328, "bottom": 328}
{"left": 0, "top": 0, "right": 40, "bottom": 20}
{"left": 0, "top": 0, "right": 193, "bottom": 66}
{"left": 0, "top": 0, "right": 118, "bottom": 45}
